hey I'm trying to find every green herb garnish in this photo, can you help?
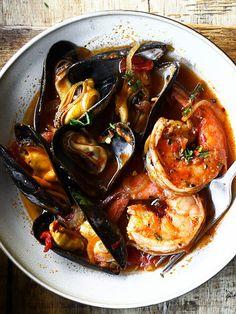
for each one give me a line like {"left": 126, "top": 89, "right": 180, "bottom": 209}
{"left": 189, "top": 83, "right": 204, "bottom": 101}
{"left": 199, "top": 150, "right": 209, "bottom": 158}
{"left": 72, "top": 190, "right": 93, "bottom": 206}
{"left": 44, "top": 2, "right": 49, "bottom": 8}
{"left": 123, "top": 70, "right": 143, "bottom": 92}
{"left": 131, "top": 79, "right": 142, "bottom": 92}
{"left": 69, "top": 112, "right": 93, "bottom": 127}
{"left": 154, "top": 233, "right": 162, "bottom": 241}
{"left": 109, "top": 122, "right": 116, "bottom": 130}
{"left": 182, "top": 148, "right": 194, "bottom": 162}
{"left": 182, "top": 105, "right": 192, "bottom": 116}
{"left": 122, "top": 70, "right": 133, "bottom": 81}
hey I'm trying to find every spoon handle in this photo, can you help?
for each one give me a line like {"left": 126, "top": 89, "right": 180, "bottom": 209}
{"left": 221, "top": 161, "right": 236, "bottom": 184}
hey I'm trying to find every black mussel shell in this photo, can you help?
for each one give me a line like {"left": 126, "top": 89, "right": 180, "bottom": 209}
{"left": 51, "top": 122, "right": 135, "bottom": 199}
{"left": 34, "top": 40, "right": 80, "bottom": 133}
{"left": 71, "top": 189, "right": 127, "bottom": 269}
{"left": 131, "top": 61, "right": 180, "bottom": 145}
{"left": 0, "top": 123, "right": 74, "bottom": 214}
{"left": 0, "top": 144, "right": 66, "bottom": 215}
{"left": 33, "top": 212, "right": 120, "bottom": 274}
{"left": 68, "top": 41, "right": 167, "bottom": 84}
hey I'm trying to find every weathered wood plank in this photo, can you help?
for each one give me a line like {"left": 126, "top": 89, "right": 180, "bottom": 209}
{"left": 0, "top": 251, "right": 9, "bottom": 314}
{"left": 2, "top": 0, "right": 236, "bottom": 27}
{"left": 0, "top": 27, "right": 42, "bottom": 68}
{"left": 2, "top": 0, "right": 149, "bottom": 27}
{"left": 0, "top": 24, "right": 235, "bottom": 71}
{"left": 150, "top": 0, "right": 236, "bottom": 26}
{"left": 6, "top": 257, "right": 236, "bottom": 313}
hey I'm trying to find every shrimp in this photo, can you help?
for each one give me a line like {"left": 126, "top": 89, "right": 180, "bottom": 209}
{"left": 104, "top": 168, "right": 205, "bottom": 255}
{"left": 104, "top": 172, "right": 163, "bottom": 222}
{"left": 127, "top": 193, "right": 205, "bottom": 255}
{"left": 145, "top": 98, "right": 228, "bottom": 194}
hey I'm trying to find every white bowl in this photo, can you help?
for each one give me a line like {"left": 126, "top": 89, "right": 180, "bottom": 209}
{"left": 0, "top": 11, "right": 235, "bottom": 308}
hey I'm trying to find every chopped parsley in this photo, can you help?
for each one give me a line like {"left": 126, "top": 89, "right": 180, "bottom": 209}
{"left": 69, "top": 112, "right": 93, "bottom": 127}
{"left": 182, "top": 105, "right": 192, "bottom": 116}
{"left": 109, "top": 122, "right": 116, "bottom": 130}
{"left": 182, "top": 148, "right": 194, "bottom": 162}
{"left": 199, "top": 150, "right": 209, "bottom": 158}
{"left": 44, "top": 2, "right": 49, "bottom": 8}
{"left": 122, "top": 70, "right": 133, "bottom": 81}
{"left": 122, "top": 70, "right": 143, "bottom": 92}
{"left": 154, "top": 233, "right": 162, "bottom": 241}
{"left": 189, "top": 83, "right": 204, "bottom": 101}
{"left": 131, "top": 79, "right": 142, "bottom": 92}
{"left": 181, "top": 146, "right": 209, "bottom": 162}
{"left": 71, "top": 190, "right": 93, "bottom": 206}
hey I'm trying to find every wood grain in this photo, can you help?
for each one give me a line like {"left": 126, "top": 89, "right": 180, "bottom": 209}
{"left": 1, "top": 0, "right": 149, "bottom": 27}
{"left": 3, "top": 257, "right": 236, "bottom": 313}
{"left": 0, "top": 0, "right": 236, "bottom": 311}
{"left": 2, "top": 0, "right": 236, "bottom": 27}
{"left": 0, "top": 24, "right": 235, "bottom": 71}
{"left": 150, "top": 0, "right": 236, "bottom": 26}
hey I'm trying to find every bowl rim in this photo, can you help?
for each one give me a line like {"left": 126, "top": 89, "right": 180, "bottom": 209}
{"left": 0, "top": 10, "right": 236, "bottom": 309}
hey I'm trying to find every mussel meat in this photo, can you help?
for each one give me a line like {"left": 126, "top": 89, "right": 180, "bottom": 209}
{"left": 116, "top": 61, "right": 180, "bottom": 145}
{"left": 33, "top": 212, "right": 121, "bottom": 274}
{"left": 52, "top": 122, "right": 135, "bottom": 199}
{"left": 34, "top": 40, "right": 119, "bottom": 134}
{"left": 34, "top": 40, "right": 82, "bottom": 133}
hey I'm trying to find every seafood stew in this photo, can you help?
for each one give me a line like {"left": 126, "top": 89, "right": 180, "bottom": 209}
{"left": 0, "top": 41, "right": 234, "bottom": 274}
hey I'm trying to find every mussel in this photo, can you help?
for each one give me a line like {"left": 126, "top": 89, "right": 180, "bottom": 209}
{"left": 68, "top": 41, "right": 167, "bottom": 83}
{"left": 34, "top": 41, "right": 80, "bottom": 133}
{"left": 52, "top": 122, "right": 135, "bottom": 199}
{"left": 128, "top": 61, "right": 180, "bottom": 144}
{"left": 32, "top": 212, "right": 122, "bottom": 274}
{"left": 0, "top": 123, "right": 128, "bottom": 273}
{"left": 0, "top": 124, "right": 70, "bottom": 215}
{"left": 34, "top": 40, "right": 119, "bottom": 133}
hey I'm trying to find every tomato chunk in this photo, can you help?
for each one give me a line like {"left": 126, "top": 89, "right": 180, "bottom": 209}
{"left": 40, "top": 231, "right": 53, "bottom": 252}
{"left": 120, "top": 55, "right": 154, "bottom": 72}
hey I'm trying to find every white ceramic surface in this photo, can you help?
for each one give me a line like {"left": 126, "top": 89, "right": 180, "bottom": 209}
{"left": 0, "top": 11, "right": 235, "bottom": 308}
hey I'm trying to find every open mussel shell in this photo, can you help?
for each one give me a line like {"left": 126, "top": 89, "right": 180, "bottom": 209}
{"left": 51, "top": 122, "right": 135, "bottom": 199}
{"left": 32, "top": 212, "right": 121, "bottom": 274}
{"left": 0, "top": 123, "right": 73, "bottom": 214}
{"left": 132, "top": 61, "right": 180, "bottom": 145}
{"left": 68, "top": 41, "right": 167, "bottom": 84}
{"left": 0, "top": 144, "right": 66, "bottom": 215}
{"left": 71, "top": 189, "right": 127, "bottom": 269}
{"left": 34, "top": 40, "right": 80, "bottom": 133}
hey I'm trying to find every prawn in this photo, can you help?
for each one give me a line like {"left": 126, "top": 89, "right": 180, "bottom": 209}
{"left": 145, "top": 85, "right": 228, "bottom": 195}
{"left": 105, "top": 170, "right": 205, "bottom": 255}
{"left": 127, "top": 192, "right": 205, "bottom": 255}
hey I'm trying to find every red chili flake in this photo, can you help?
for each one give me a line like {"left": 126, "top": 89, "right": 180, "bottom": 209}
{"left": 120, "top": 55, "right": 154, "bottom": 72}
{"left": 40, "top": 231, "right": 53, "bottom": 252}
{"left": 111, "top": 239, "right": 121, "bottom": 250}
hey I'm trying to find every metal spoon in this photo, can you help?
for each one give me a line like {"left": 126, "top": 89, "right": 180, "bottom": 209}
{"left": 160, "top": 161, "right": 236, "bottom": 276}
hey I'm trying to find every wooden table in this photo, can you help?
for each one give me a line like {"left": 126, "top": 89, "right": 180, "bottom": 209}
{"left": 0, "top": 1, "right": 236, "bottom": 313}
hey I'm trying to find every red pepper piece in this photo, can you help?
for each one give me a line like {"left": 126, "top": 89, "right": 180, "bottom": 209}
{"left": 120, "top": 55, "right": 154, "bottom": 73}
{"left": 40, "top": 231, "right": 53, "bottom": 252}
